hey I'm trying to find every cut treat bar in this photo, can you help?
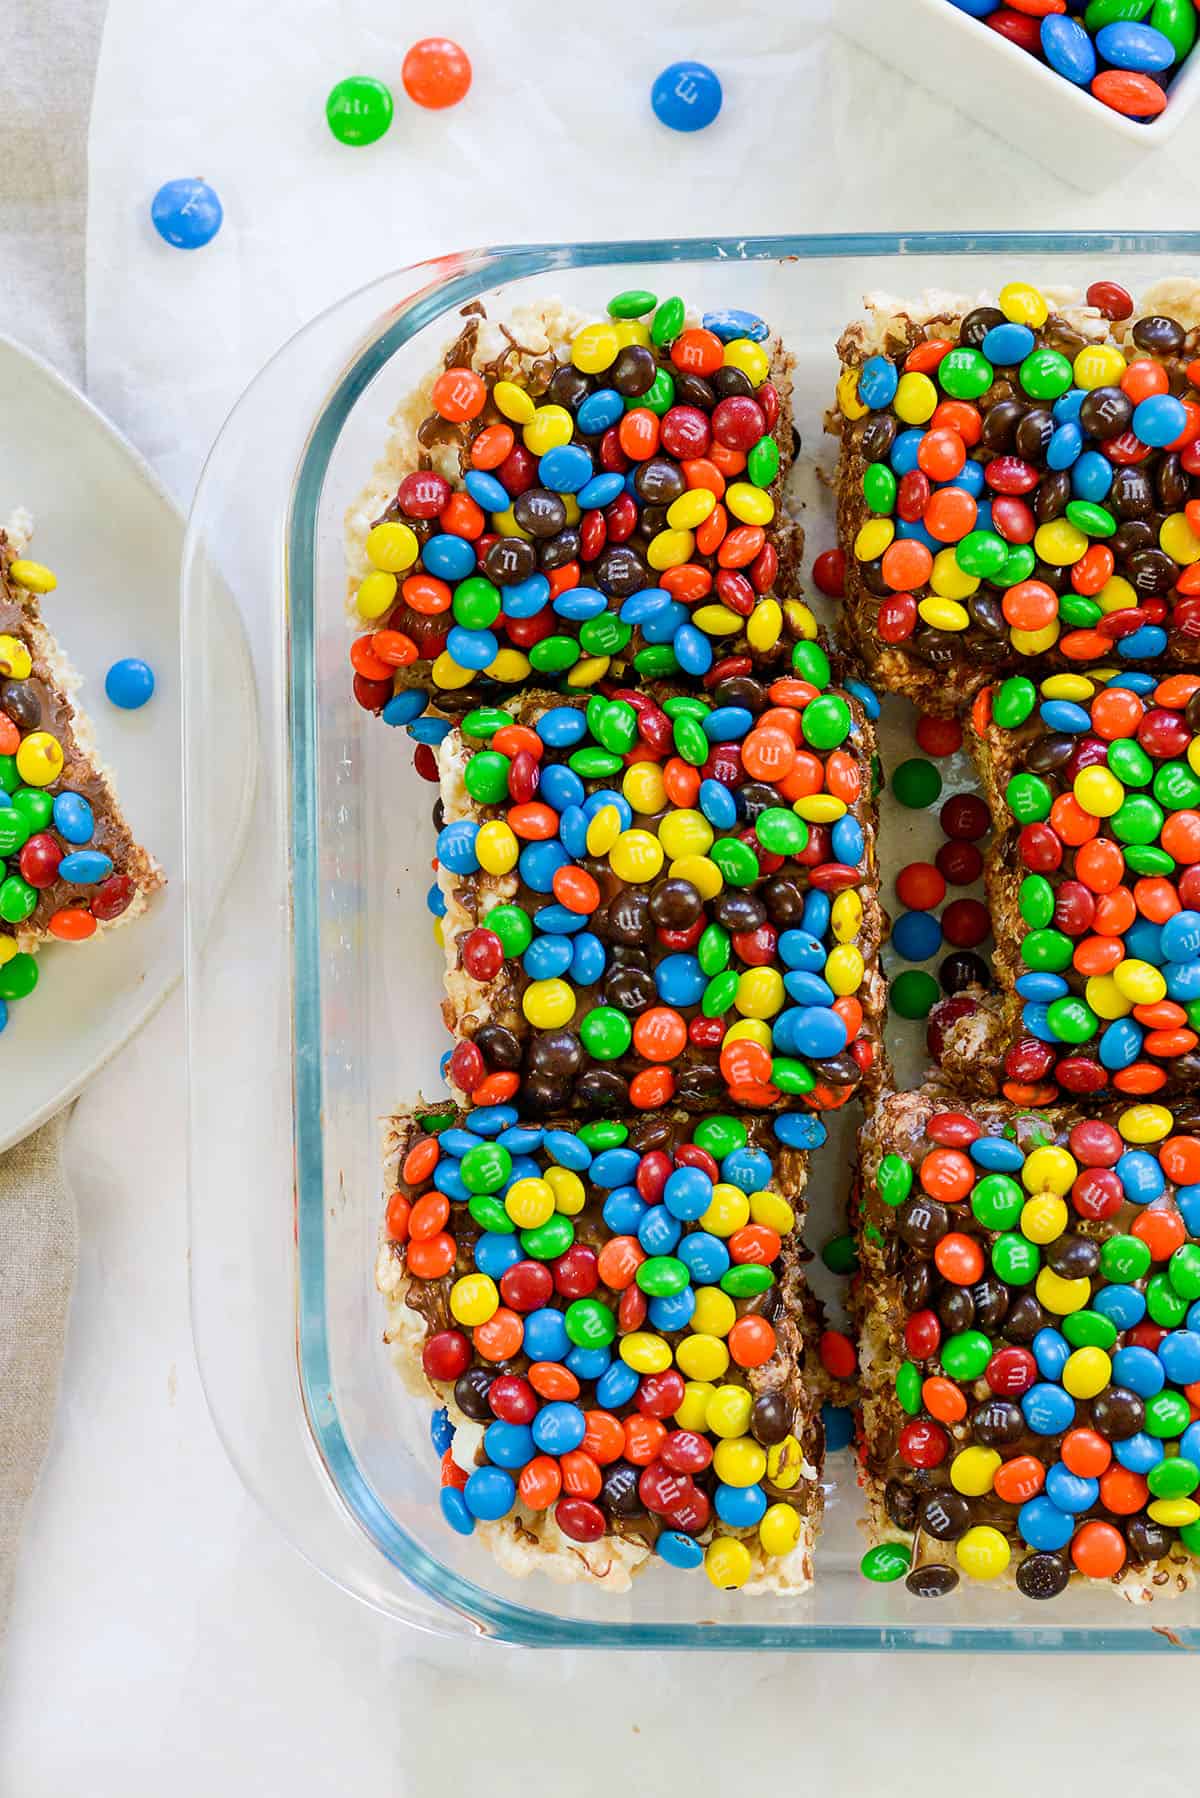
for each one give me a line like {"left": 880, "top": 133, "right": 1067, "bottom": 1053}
{"left": 831, "top": 277, "right": 1200, "bottom": 717}
{"left": 928, "top": 666, "right": 1200, "bottom": 1105}
{"left": 0, "top": 522, "right": 161, "bottom": 972}
{"left": 433, "top": 663, "right": 887, "bottom": 1118}
{"left": 376, "top": 1104, "right": 823, "bottom": 1593}
{"left": 345, "top": 291, "right": 805, "bottom": 726}
{"left": 853, "top": 1086, "right": 1200, "bottom": 1605}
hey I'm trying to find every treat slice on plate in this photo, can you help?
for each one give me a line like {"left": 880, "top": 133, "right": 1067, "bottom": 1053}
{"left": 831, "top": 277, "right": 1200, "bottom": 716}
{"left": 345, "top": 291, "right": 806, "bottom": 728}
{"left": 853, "top": 1086, "right": 1200, "bottom": 1604}
{"left": 376, "top": 1102, "right": 823, "bottom": 1593}
{"left": 928, "top": 666, "right": 1200, "bottom": 1105}
{"left": 0, "top": 523, "right": 161, "bottom": 993}
{"left": 432, "top": 660, "right": 887, "bottom": 1118}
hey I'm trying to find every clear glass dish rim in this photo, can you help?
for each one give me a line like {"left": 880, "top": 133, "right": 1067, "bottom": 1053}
{"left": 287, "top": 231, "right": 1200, "bottom": 1650}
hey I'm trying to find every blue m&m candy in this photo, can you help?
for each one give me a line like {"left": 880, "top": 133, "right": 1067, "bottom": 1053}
{"left": 151, "top": 178, "right": 223, "bottom": 249}
{"left": 105, "top": 657, "right": 155, "bottom": 710}
{"left": 651, "top": 61, "right": 722, "bottom": 132}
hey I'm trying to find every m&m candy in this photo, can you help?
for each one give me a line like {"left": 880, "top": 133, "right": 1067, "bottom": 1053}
{"left": 150, "top": 178, "right": 223, "bottom": 249}
{"left": 379, "top": 1104, "right": 823, "bottom": 1590}
{"left": 651, "top": 61, "right": 723, "bottom": 132}
{"left": 401, "top": 39, "right": 472, "bottom": 109}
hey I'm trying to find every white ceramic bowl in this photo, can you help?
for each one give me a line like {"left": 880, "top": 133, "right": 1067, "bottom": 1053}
{"left": 837, "top": 0, "right": 1200, "bottom": 190}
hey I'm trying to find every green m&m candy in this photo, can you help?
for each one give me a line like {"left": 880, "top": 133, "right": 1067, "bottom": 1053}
{"left": 938, "top": 347, "right": 993, "bottom": 399}
{"left": 1169, "top": 1243, "right": 1200, "bottom": 1299}
{"left": 568, "top": 744, "right": 622, "bottom": 778}
{"left": 636, "top": 1256, "right": 690, "bottom": 1297}
{"left": 640, "top": 368, "right": 675, "bottom": 415}
{"left": 1065, "top": 499, "right": 1116, "bottom": 537}
{"left": 941, "top": 1330, "right": 991, "bottom": 1381}
{"left": 863, "top": 463, "right": 896, "bottom": 514}
{"left": 326, "top": 75, "right": 394, "bottom": 146}
{"left": 1146, "top": 1272, "right": 1189, "bottom": 1328}
{"left": 531, "top": 635, "right": 581, "bottom": 674}
{"left": 1085, "top": 0, "right": 1153, "bottom": 27}
{"left": 861, "top": 1542, "right": 911, "bottom": 1583}
{"left": 633, "top": 645, "right": 679, "bottom": 679}
{"left": 460, "top": 1142, "right": 512, "bottom": 1194}
{"left": 955, "top": 530, "right": 1009, "bottom": 580}
{"left": 1156, "top": 761, "right": 1200, "bottom": 809}
{"left": 672, "top": 714, "right": 709, "bottom": 766}
{"left": 1100, "top": 1234, "right": 1152, "bottom": 1282}
{"left": 1153, "top": 0, "right": 1197, "bottom": 60}
{"left": 1020, "top": 348, "right": 1073, "bottom": 399}
{"left": 1112, "top": 793, "right": 1164, "bottom": 845}
{"left": 520, "top": 1215, "right": 575, "bottom": 1261}
{"left": 693, "top": 1115, "right": 746, "bottom": 1158}
{"left": 1145, "top": 1390, "right": 1191, "bottom": 1438}
{"left": 1019, "top": 874, "right": 1056, "bottom": 929}
{"left": 1125, "top": 843, "right": 1174, "bottom": 876}
{"left": 0, "top": 876, "right": 36, "bottom": 925}
{"left": 651, "top": 295, "right": 685, "bottom": 345}
{"left": 1062, "top": 1309, "right": 1118, "bottom": 1350}
{"left": 588, "top": 697, "right": 639, "bottom": 754}
{"left": 463, "top": 750, "right": 511, "bottom": 804}
{"left": 1006, "top": 772, "right": 1052, "bottom": 823}
{"left": 822, "top": 1233, "right": 858, "bottom": 1275}
{"left": 891, "top": 757, "right": 941, "bottom": 809}
{"left": 580, "top": 1006, "right": 633, "bottom": 1061}
{"left": 755, "top": 807, "right": 808, "bottom": 855}
{"left": 890, "top": 970, "right": 939, "bottom": 1019}
{"left": 748, "top": 435, "right": 780, "bottom": 488}
{"left": 999, "top": 544, "right": 1036, "bottom": 588}
{"left": 461, "top": 707, "right": 511, "bottom": 739}
{"left": 791, "top": 638, "right": 831, "bottom": 688}
{"left": 564, "top": 1297, "right": 616, "bottom": 1348}
{"left": 1046, "top": 996, "right": 1098, "bottom": 1043}
{"left": 579, "top": 615, "right": 631, "bottom": 657}
{"left": 578, "top": 1119, "right": 628, "bottom": 1148}
{"left": 0, "top": 952, "right": 37, "bottom": 1000}
{"left": 485, "top": 904, "right": 532, "bottom": 957}
{"left": 711, "top": 836, "right": 760, "bottom": 886}
{"left": 698, "top": 923, "right": 731, "bottom": 975}
{"left": 992, "top": 1233, "right": 1040, "bottom": 1285}
{"left": 607, "top": 289, "right": 657, "bottom": 318}
{"left": 0, "top": 810, "right": 28, "bottom": 857}
{"left": 702, "top": 970, "right": 739, "bottom": 1017}
{"left": 992, "top": 676, "right": 1037, "bottom": 729}
{"left": 895, "top": 1361, "right": 922, "bottom": 1415}
{"left": 802, "top": 694, "right": 852, "bottom": 750}
{"left": 1148, "top": 1458, "right": 1200, "bottom": 1500}
{"left": 876, "top": 1152, "right": 913, "bottom": 1207}
{"left": 721, "top": 1262, "right": 773, "bottom": 1298}
{"left": 971, "top": 1174, "right": 1024, "bottom": 1230}
{"left": 1022, "top": 927, "right": 1074, "bottom": 973}
{"left": 468, "top": 1193, "right": 514, "bottom": 1234}
{"left": 452, "top": 575, "right": 501, "bottom": 629}
{"left": 1058, "top": 592, "right": 1102, "bottom": 630}
{"left": 771, "top": 1057, "right": 815, "bottom": 1095}
{"left": 1107, "top": 739, "right": 1153, "bottom": 788}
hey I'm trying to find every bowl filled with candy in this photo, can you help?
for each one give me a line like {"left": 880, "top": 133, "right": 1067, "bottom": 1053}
{"left": 839, "top": 0, "right": 1200, "bottom": 189}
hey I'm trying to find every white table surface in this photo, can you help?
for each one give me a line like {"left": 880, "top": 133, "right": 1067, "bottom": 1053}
{"left": 5, "top": 4, "right": 1200, "bottom": 1790}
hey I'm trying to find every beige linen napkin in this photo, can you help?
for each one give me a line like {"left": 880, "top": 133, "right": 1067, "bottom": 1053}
{"left": 0, "top": 0, "right": 107, "bottom": 1642}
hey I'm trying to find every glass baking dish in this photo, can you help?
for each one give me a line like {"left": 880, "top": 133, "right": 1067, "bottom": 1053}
{"left": 184, "top": 231, "right": 1200, "bottom": 1650}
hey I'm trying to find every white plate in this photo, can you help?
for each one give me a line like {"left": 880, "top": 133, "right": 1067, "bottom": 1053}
{"left": 0, "top": 334, "right": 244, "bottom": 1149}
